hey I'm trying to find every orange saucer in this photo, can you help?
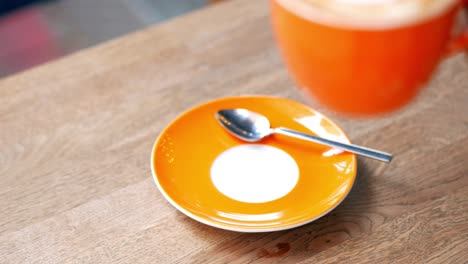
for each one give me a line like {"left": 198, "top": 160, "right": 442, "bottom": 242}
{"left": 151, "top": 96, "right": 356, "bottom": 232}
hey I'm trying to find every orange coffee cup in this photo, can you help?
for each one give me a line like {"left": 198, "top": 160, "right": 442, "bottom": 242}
{"left": 271, "top": 0, "right": 468, "bottom": 116}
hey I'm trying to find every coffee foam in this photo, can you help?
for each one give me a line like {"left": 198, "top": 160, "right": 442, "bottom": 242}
{"left": 276, "top": 0, "right": 458, "bottom": 29}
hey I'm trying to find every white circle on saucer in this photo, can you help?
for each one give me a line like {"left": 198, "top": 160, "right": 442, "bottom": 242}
{"left": 210, "top": 144, "right": 299, "bottom": 203}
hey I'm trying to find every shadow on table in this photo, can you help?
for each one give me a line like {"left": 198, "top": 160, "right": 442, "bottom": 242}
{"left": 178, "top": 158, "right": 379, "bottom": 261}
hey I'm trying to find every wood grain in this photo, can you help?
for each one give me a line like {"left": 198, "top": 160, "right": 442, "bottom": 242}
{"left": 1, "top": 0, "right": 467, "bottom": 263}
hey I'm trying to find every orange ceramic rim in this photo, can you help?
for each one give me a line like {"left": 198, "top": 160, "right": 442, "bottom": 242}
{"left": 151, "top": 96, "right": 357, "bottom": 232}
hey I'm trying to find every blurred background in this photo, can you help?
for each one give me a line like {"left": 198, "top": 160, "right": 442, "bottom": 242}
{"left": 0, "top": 0, "right": 223, "bottom": 78}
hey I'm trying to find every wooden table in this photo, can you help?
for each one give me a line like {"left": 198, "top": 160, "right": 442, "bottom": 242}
{"left": 1, "top": 0, "right": 467, "bottom": 263}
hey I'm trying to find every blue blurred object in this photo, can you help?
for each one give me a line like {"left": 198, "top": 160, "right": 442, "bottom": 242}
{"left": 0, "top": 0, "right": 44, "bottom": 15}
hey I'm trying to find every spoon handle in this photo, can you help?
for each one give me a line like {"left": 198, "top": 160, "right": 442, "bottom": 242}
{"left": 275, "top": 127, "right": 392, "bottom": 162}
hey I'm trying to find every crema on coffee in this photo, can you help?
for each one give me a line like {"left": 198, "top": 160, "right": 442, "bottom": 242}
{"left": 275, "top": 0, "right": 458, "bottom": 29}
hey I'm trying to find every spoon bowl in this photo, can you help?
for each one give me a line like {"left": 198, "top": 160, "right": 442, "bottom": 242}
{"left": 216, "top": 109, "right": 272, "bottom": 142}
